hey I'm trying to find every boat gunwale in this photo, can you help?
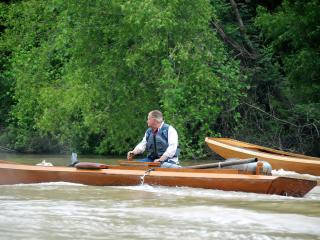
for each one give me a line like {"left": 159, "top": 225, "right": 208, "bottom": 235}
{"left": 0, "top": 162, "right": 278, "bottom": 180}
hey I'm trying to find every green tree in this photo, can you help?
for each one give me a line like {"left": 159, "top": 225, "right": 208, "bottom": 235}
{"left": 255, "top": 0, "right": 320, "bottom": 154}
{"left": 0, "top": 3, "right": 11, "bottom": 126}
{"left": 1, "top": 0, "right": 244, "bottom": 157}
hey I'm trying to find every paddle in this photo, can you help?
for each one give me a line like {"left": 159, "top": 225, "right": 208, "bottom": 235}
{"left": 185, "top": 158, "right": 258, "bottom": 169}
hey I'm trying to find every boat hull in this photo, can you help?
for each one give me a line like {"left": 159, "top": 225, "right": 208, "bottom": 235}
{"left": 205, "top": 137, "right": 320, "bottom": 176}
{"left": 0, "top": 162, "right": 316, "bottom": 197}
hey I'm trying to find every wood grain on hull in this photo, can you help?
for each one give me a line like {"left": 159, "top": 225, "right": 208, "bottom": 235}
{"left": 0, "top": 162, "right": 316, "bottom": 197}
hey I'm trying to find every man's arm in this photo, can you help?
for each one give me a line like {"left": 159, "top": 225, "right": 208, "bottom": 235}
{"left": 127, "top": 133, "right": 147, "bottom": 160}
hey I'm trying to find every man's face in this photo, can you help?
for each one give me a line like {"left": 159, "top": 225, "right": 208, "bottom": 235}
{"left": 147, "top": 114, "right": 157, "bottom": 128}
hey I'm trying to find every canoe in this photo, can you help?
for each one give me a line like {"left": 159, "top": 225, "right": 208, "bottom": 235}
{"left": 205, "top": 137, "right": 320, "bottom": 176}
{"left": 0, "top": 161, "right": 316, "bottom": 197}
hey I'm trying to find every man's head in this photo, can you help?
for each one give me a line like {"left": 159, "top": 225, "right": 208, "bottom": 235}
{"left": 147, "top": 110, "right": 163, "bottom": 129}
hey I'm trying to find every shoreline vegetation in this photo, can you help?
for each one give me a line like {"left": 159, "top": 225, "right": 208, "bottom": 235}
{"left": 0, "top": 0, "right": 319, "bottom": 158}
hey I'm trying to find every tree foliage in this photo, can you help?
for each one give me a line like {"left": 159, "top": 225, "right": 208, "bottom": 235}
{"left": 253, "top": 0, "right": 320, "bottom": 154}
{"left": 1, "top": 0, "right": 319, "bottom": 157}
{"left": 0, "top": 0, "right": 244, "bottom": 157}
{"left": 205, "top": 0, "right": 319, "bottom": 156}
{"left": 256, "top": 0, "right": 320, "bottom": 103}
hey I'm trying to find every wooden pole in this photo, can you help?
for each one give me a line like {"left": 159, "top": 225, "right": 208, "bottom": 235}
{"left": 185, "top": 158, "right": 258, "bottom": 169}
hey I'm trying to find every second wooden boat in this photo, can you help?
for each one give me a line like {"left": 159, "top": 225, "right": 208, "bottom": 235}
{"left": 205, "top": 137, "right": 320, "bottom": 176}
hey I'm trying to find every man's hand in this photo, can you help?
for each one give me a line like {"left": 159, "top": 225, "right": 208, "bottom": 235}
{"left": 127, "top": 151, "right": 135, "bottom": 160}
{"left": 154, "top": 156, "right": 166, "bottom": 162}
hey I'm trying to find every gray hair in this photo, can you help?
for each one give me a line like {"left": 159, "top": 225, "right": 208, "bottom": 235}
{"left": 149, "top": 110, "right": 163, "bottom": 123}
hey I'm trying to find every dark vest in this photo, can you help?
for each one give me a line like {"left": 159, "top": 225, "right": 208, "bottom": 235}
{"left": 146, "top": 123, "right": 180, "bottom": 160}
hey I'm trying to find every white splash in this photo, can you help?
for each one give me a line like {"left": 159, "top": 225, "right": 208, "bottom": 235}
{"left": 272, "top": 169, "right": 320, "bottom": 181}
{"left": 36, "top": 160, "right": 53, "bottom": 166}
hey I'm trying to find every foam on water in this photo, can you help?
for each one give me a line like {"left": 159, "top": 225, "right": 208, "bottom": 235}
{"left": 116, "top": 184, "right": 320, "bottom": 201}
{"left": 2, "top": 179, "right": 320, "bottom": 201}
{"left": 113, "top": 205, "right": 320, "bottom": 235}
{"left": 0, "top": 199, "right": 319, "bottom": 240}
{"left": 8, "top": 181, "right": 85, "bottom": 187}
{"left": 0, "top": 185, "right": 320, "bottom": 240}
{"left": 272, "top": 169, "right": 320, "bottom": 181}
{"left": 1, "top": 179, "right": 320, "bottom": 240}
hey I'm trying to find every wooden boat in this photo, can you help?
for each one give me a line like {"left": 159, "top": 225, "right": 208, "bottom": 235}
{"left": 205, "top": 137, "right": 320, "bottom": 176}
{"left": 0, "top": 161, "right": 317, "bottom": 197}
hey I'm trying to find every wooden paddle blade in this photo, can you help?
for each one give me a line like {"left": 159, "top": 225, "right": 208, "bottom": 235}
{"left": 75, "top": 162, "right": 109, "bottom": 170}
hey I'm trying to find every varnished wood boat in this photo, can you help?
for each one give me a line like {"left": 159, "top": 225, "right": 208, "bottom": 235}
{"left": 205, "top": 137, "right": 320, "bottom": 176}
{"left": 0, "top": 161, "right": 317, "bottom": 197}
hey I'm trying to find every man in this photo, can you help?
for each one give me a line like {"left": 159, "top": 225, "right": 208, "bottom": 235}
{"left": 127, "top": 110, "right": 180, "bottom": 168}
